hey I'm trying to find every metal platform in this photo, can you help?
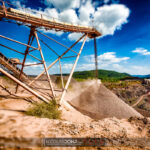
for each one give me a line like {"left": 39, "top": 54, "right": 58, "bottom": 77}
{"left": 0, "top": 1, "right": 101, "bottom": 38}
{"left": 0, "top": 0, "right": 100, "bottom": 107}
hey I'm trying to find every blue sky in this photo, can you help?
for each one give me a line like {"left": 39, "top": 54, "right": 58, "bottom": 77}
{"left": 0, "top": 0, "right": 150, "bottom": 75}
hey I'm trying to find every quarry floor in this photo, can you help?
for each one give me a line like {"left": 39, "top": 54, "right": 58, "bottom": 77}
{"left": 0, "top": 78, "right": 150, "bottom": 149}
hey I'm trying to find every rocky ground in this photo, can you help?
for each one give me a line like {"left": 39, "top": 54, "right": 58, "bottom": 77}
{"left": 0, "top": 76, "right": 150, "bottom": 149}
{"left": 104, "top": 80, "right": 150, "bottom": 117}
{"left": 0, "top": 110, "right": 150, "bottom": 149}
{"left": 104, "top": 80, "right": 148, "bottom": 104}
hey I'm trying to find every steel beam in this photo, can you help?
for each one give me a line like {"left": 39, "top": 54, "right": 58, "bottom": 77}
{"left": 0, "top": 43, "right": 24, "bottom": 55}
{"left": 34, "top": 30, "right": 55, "bottom": 98}
{"left": 28, "top": 53, "right": 43, "bottom": 62}
{"left": 0, "top": 34, "right": 38, "bottom": 50}
{"left": 61, "top": 55, "right": 77, "bottom": 59}
{"left": 94, "top": 37, "right": 98, "bottom": 78}
{"left": 2, "top": 1, "right": 7, "bottom": 16}
{"left": 15, "top": 28, "right": 34, "bottom": 93}
{"left": 59, "top": 59, "right": 64, "bottom": 89}
{"left": 24, "top": 63, "right": 43, "bottom": 67}
{"left": 0, "top": 68, "right": 49, "bottom": 103}
{"left": 39, "top": 37, "right": 59, "bottom": 56}
{"left": 28, "top": 34, "right": 85, "bottom": 86}
{"left": 60, "top": 34, "right": 87, "bottom": 105}
{"left": 38, "top": 31, "right": 78, "bottom": 54}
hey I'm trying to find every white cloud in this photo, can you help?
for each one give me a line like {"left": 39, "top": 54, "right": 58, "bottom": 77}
{"left": 44, "top": 8, "right": 59, "bottom": 20}
{"left": 68, "top": 33, "right": 89, "bottom": 41}
{"left": 130, "top": 66, "right": 150, "bottom": 75}
{"left": 77, "top": 52, "right": 130, "bottom": 73}
{"left": 84, "top": 52, "right": 129, "bottom": 66}
{"left": 78, "top": 52, "right": 150, "bottom": 75}
{"left": 21, "top": 56, "right": 150, "bottom": 76}
{"left": 94, "top": 4, "right": 130, "bottom": 35}
{"left": 76, "top": 62, "right": 150, "bottom": 75}
{"left": 132, "top": 48, "right": 150, "bottom": 55}
{"left": 68, "top": 32, "right": 91, "bottom": 41}
{"left": 25, "top": 62, "right": 43, "bottom": 67}
{"left": 99, "top": 52, "right": 129, "bottom": 63}
{"left": 40, "top": 28, "right": 63, "bottom": 36}
{"left": 23, "top": 62, "right": 44, "bottom": 75}
{"left": 49, "top": 63, "right": 74, "bottom": 74}
{"left": 109, "top": 64, "right": 150, "bottom": 75}
{"left": 104, "top": 0, "right": 110, "bottom": 4}
{"left": 61, "top": 63, "right": 73, "bottom": 70}
{"left": 76, "top": 63, "right": 95, "bottom": 71}
{"left": 44, "top": 0, "right": 80, "bottom": 11}
{"left": 78, "top": 1, "right": 95, "bottom": 26}
{"left": 59, "top": 9, "right": 79, "bottom": 24}
{"left": 69, "top": 3, "right": 130, "bottom": 40}
{"left": 12, "top": 1, "right": 22, "bottom": 8}
{"left": 14, "top": 1, "right": 130, "bottom": 40}
{"left": 11, "top": 0, "right": 27, "bottom": 7}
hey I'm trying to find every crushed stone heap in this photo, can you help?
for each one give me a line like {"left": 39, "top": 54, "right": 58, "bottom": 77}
{"left": 68, "top": 80, "right": 142, "bottom": 119}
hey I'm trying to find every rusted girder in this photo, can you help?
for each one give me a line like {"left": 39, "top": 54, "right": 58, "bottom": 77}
{"left": 0, "top": 4, "right": 101, "bottom": 38}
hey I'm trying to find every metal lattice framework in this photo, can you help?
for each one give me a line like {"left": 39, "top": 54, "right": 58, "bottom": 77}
{"left": 0, "top": 0, "right": 101, "bottom": 106}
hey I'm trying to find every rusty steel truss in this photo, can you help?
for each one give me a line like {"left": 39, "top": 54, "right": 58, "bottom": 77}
{"left": 0, "top": 0, "right": 101, "bottom": 106}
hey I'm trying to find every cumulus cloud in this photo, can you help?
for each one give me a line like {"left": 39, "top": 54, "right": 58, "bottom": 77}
{"left": 40, "top": 28, "right": 63, "bottom": 36}
{"left": 44, "top": 8, "right": 59, "bottom": 19}
{"left": 78, "top": 0, "right": 95, "bottom": 26}
{"left": 76, "top": 52, "right": 130, "bottom": 73}
{"left": 94, "top": 4, "right": 130, "bottom": 35}
{"left": 104, "top": 0, "right": 110, "bottom": 4}
{"left": 75, "top": 63, "right": 150, "bottom": 75}
{"left": 76, "top": 63, "right": 95, "bottom": 71}
{"left": 10, "top": 0, "right": 27, "bottom": 5}
{"left": 110, "top": 65, "right": 150, "bottom": 75}
{"left": 68, "top": 33, "right": 83, "bottom": 41}
{"left": 23, "top": 62, "right": 44, "bottom": 75}
{"left": 59, "top": 9, "right": 79, "bottom": 24}
{"left": 68, "top": 32, "right": 90, "bottom": 41}
{"left": 44, "top": 0, "right": 80, "bottom": 11}
{"left": 67, "top": 2, "right": 130, "bottom": 40}
{"left": 84, "top": 52, "right": 129, "bottom": 65}
{"left": 132, "top": 48, "right": 150, "bottom": 55}
{"left": 99, "top": 52, "right": 129, "bottom": 63}
{"left": 67, "top": 3, "right": 130, "bottom": 40}
{"left": 14, "top": 0, "right": 130, "bottom": 41}
{"left": 23, "top": 54, "right": 150, "bottom": 76}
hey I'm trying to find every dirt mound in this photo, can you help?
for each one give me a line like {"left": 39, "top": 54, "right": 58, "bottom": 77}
{"left": 68, "top": 80, "right": 142, "bottom": 119}
{"left": 0, "top": 110, "right": 150, "bottom": 149}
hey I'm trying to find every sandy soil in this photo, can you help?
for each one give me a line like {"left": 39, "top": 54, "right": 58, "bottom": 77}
{"left": 0, "top": 78, "right": 150, "bottom": 149}
{"left": 0, "top": 109, "right": 150, "bottom": 149}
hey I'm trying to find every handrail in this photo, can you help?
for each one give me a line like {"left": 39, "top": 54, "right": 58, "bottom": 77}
{"left": 0, "top": 1, "right": 101, "bottom": 38}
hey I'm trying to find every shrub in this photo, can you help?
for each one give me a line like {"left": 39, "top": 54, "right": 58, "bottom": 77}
{"left": 55, "top": 76, "right": 72, "bottom": 89}
{"left": 25, "top": 100, "right": 61, "bottom": 119}
{"left": 55, "top": 76, "right": 62, "bottom": 88}
{"left": 2, "top": 75, "right": 15, "bottom": 85}
{"left": 75, "top": 78, "right": 86, "bottom": 82}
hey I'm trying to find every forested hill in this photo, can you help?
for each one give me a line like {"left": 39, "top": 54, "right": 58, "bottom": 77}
{"left": 73, "top": 69, "right": 131, "bottom": 81}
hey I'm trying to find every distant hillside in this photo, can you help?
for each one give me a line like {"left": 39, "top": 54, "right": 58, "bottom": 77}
{"left": 73, "top": 69, "right": 131, "bottom": 81}
{"left": 133, "top": 74, "right": 150, "bottom": 79}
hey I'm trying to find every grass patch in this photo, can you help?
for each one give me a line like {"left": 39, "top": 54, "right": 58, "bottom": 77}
{"left": 55, "top": 76, "right": 72, "bottom": 89}
{"left": 2, "top": 75, "right": 16, "bottom": 85}
{"left": 127, "top": 97, "right": 137, "bottom": 105}
{"left": 55, "top": 76, "right": 64, "bottom": 88}
{"left": 25, "top": 100, "right": 61, "bottom": 119}
{"left": 74, "top": 78, "right": 87, "bottom": 82}
{"left": 103, "top": 80, "right": 142, "bottom": 90}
